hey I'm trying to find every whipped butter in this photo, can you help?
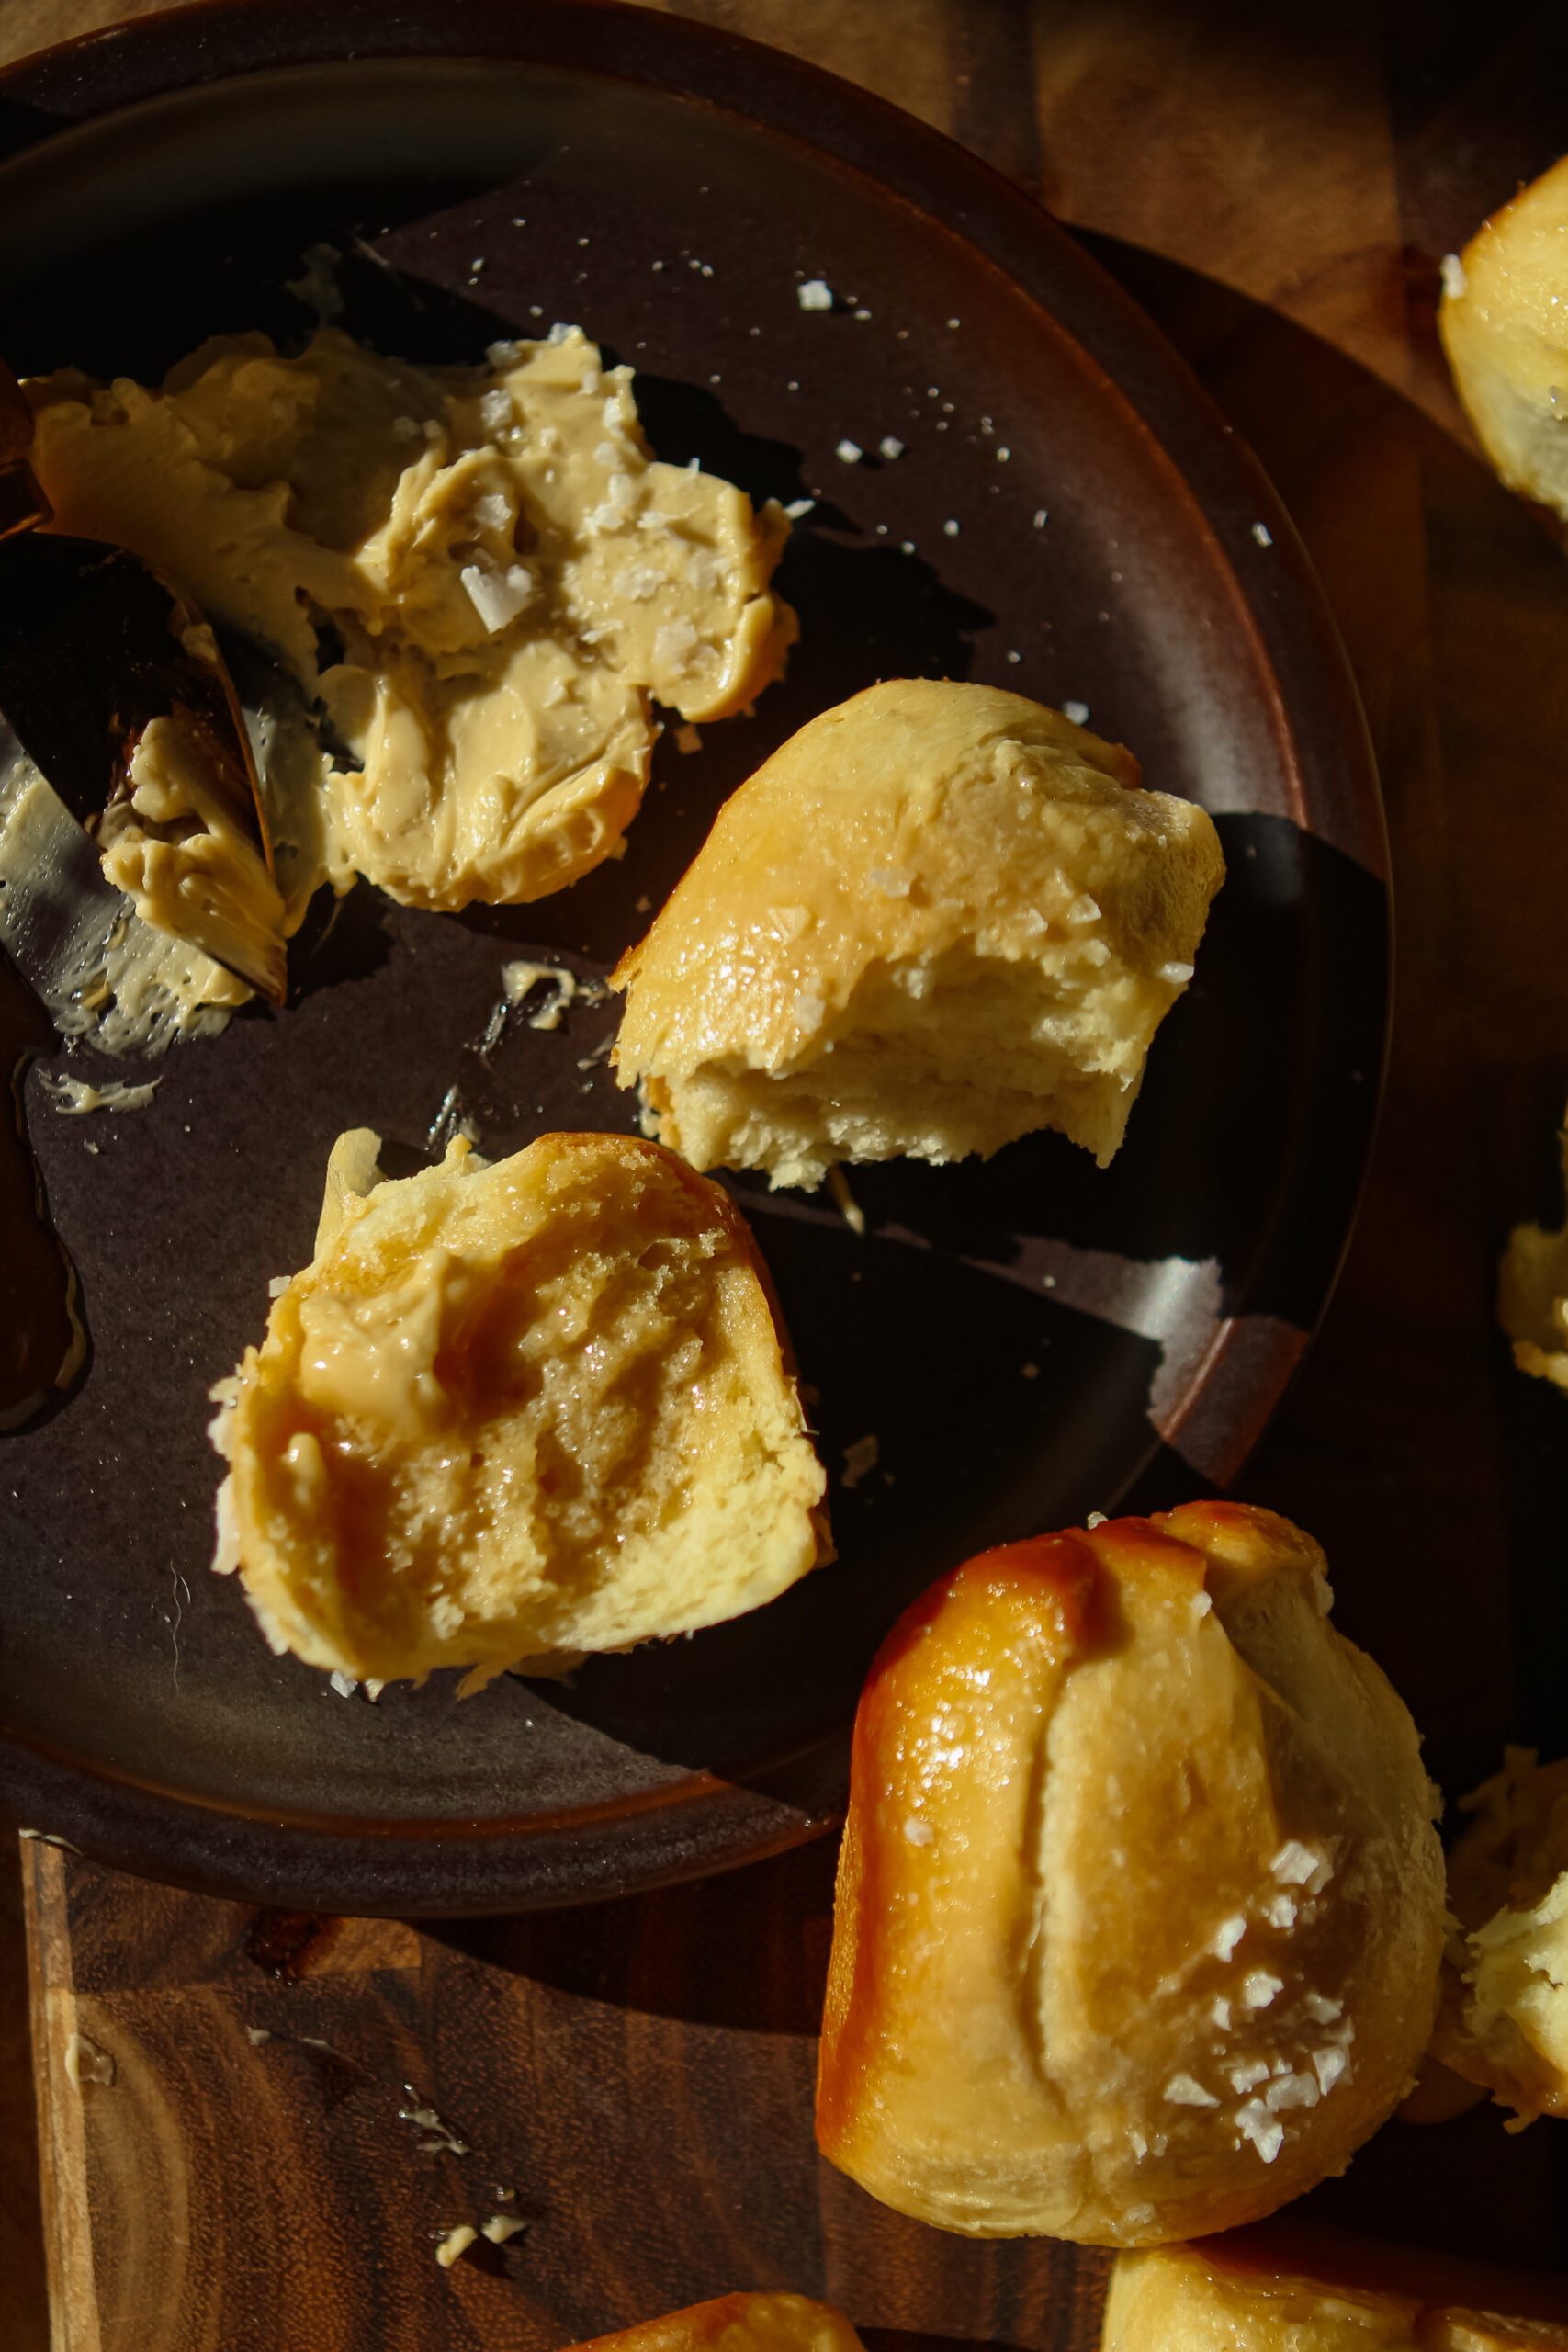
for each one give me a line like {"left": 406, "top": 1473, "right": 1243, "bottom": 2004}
{"left": 28, "top": 325, "right": 796, "bottom": 937}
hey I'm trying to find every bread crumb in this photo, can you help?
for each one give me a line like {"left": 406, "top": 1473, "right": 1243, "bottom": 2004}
{"left": 64, "top": 2032, "right": 116, "bottom": 2089}
{"left": 434, "top": 2224, "right": 477, "bottom": 2268}
{"left": 828, "top": 1164, "right": 866, "bottom": 1236}
{"left": 784, "top": 497, "right": 815, "bottom": 519}
{"left": 842, "top": 1434, "right": 880, "bottom": 1489}
{"left": 481, "top": 2213, "right": 527, "bottom": 2245}
{"left": 674, "top": 723, "right": 704, "bottom": 755}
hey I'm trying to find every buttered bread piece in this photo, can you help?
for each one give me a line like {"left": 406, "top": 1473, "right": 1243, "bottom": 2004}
{"left": 816, "top": 1504, "right": 1445, "bottom": 2247}
{"left": 1103, "top": 2237, "right": 1568, "bottom": 2350}
{"left": 1424, "top": 1747, "right": 1568, "bottom": 2127}
{"left": 570, "top": 2296, "right": 867, "bottom": 2352}
{"left": 209, "top": 1128, "right": 829, "bottom": 1683}
{"left": 28, "top": 325, "right": 795, "bottom": 926}
{"left": 614, "top": 680, "right": 1224, "bottom": 1189}
{"left": 1440, "top": 154, "right": 1568, "bottom": 520}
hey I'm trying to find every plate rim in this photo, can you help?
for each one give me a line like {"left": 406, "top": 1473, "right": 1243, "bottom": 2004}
{"left": 0, "top": 0, "right": 1391, "bottom": 1915}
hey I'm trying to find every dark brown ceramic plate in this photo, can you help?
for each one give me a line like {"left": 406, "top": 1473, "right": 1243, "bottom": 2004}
{"left": 0, "top": 0, "right": 1387, "bottom": 1914}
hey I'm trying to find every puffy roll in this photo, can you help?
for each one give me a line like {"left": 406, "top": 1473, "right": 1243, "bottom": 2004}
{"left": 1440, "top": 153, "right": 1568, "bottom": 523}
{"left": 816, "top": 1504, "right": 1446, "bottom": 2245}
{"left": 1425, "top": 1747, "right": 1568, "bottom": 2126}
{"left": 209, "top": 1127, "right": 829, "bottom": 1682}
{"left": 614, "top": 680, "right": 1224, "bottom": 1189}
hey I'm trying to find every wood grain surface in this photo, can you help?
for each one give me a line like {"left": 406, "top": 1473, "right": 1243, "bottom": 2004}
{"left": 7, "top": 2, "right": 1568, "bottom": 2346}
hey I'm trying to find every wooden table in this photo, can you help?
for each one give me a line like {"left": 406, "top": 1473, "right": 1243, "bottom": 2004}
{"left": 7, "top": 2, "right": 1568, "bottom": 2344}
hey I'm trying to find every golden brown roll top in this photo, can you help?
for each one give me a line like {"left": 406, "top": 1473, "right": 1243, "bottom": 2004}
{"left": 1440, "top": 154, "right": 1568, "bottom": 524}
{"left": 614, "top": 680, "right": 1224, "bottom": 1189}
{"left": 1102, "top": 2234, "right": 1568, "bottom": 2349}
{"left": 816, "top": 1504, "right": 1446, "bottom": 2246}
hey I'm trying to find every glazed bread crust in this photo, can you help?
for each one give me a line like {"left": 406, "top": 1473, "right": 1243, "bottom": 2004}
{"left": 816, "top": 1504, "right": 1446, "bottom": 2246}
{"left": 614, "top": 680, "right": 1224, "bottom": 1188}
{"left": 1102, "top": 2237, "right": 1568, "bottom": 2350}
{"left": 1440, "top": 154, "right": 1568, "bottom": 522}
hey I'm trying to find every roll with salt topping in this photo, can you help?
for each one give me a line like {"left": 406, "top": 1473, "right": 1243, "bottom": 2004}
{"left": 816, "top": 1503, "right": 1445, "bottom": 2245}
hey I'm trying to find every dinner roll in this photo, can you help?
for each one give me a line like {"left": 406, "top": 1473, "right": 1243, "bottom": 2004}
{"left": 1440, "top": 154, "right": 1568, "bottom": 521}
{"left": 1424, "top": 1747, "right": 1568, "bottom": 2126}
{"left": 816, "top": 1503, "right": 1445, "bottom": 2246}
{"left": 570, "top": 2296, "right": 865, "bottom": 2352}
{"left": 1103, "top": 2235, "right": 1568, "bottom": 2349}
{"left": 1498, "top": 1121, "right": 1568, "bottom": 1389}
{"left": 614, "top": 680, "right": 1224, "bottom": 1189}
{"left": 209, "top": 1127, "right": 829, "bottom": 1683}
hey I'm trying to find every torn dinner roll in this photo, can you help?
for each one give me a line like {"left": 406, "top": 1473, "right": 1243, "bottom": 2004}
{"left": 815, "top": 1503, "right": 1445, "bottom": 2246}
{"left": 209, "top": 1128, "right": 829, "bottom": 1683}
{"left": 1498, "top": 1119, "right": 1568, "bottom": 1389}
{"left": 1423, "top": 1747, "right": 1568, "bottom": 2128}
{"left": 570, "top": 2296, "right": 867, "bottom": 2352}
{"left": 1102, "top": 2233, "right": 1568, "bottom": 2350}
{"left": 613, "top": 680, "right": 1224, "bottom": 1189}
{"left": 1440, "top": 154, "right": 1568, "bottom": 523}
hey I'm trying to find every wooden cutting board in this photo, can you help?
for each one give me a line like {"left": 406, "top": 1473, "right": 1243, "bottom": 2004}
{"left": 13, "top": 3, "right": 1568, "bottom": 2346}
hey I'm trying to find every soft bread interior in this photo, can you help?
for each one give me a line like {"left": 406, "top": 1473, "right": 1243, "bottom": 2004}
{"left": 1429, "top": 1749, "right": 1568, "bottom": 2123}
{"left": 211, "top": 1129, "right": 828, "bottom": 1681}
{"left": 646, "top": 936, "right": 1152, "bottom": 1189}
